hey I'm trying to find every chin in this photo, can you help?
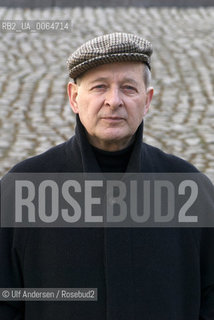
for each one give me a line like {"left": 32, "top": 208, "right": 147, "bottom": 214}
{"left": 101, "top": 128, "right": 129, "bottom": 139}
{"left": 101, "top": 134, "right": 126, "bottom": 142}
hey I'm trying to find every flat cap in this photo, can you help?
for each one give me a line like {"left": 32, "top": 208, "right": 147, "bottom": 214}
{"left": 67, "top": 32, "right": 153, "bottom": 79}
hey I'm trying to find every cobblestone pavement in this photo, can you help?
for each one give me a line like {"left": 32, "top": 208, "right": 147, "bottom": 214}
{"left": 0, "top": 7, "right": 213, "bottom": 181}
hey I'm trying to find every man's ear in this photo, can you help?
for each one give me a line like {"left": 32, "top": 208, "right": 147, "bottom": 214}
{"left": 144, "top": 87, "right": 154, "bottom": 116}
{"left": 67, "top": 82, "right": 79, "bottom": 114}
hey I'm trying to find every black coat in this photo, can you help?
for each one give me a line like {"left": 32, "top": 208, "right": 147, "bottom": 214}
{"left": 0, "top": 117, "right": 214, "bottom": 320}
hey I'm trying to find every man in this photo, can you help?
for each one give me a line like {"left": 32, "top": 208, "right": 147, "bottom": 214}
{"left": 0, "top": 32, "right": 214, "bottom": 319}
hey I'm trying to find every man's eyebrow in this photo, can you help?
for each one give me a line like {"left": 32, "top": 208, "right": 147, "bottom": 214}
{"left": 88, "top": 77, "right": 138, "bottom": 85}
{"left": 121, "top": 78, "right": 138, "bottom": 85}
{"left": 88, "top": 77, "right": 109, "bottom": 84}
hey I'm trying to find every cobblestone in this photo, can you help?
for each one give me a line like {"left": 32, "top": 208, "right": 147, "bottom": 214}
{"left": 0, "top": 6, "right": 213, "bottom": 182}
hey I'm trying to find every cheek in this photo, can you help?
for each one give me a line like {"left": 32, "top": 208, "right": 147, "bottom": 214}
{"left": 76, "top": 101, "right": 89, "bottom": 118}
{"left": 77, "top": 95, "right": 101, "bottom": 114}
{"left": 127, "top": 103, "right": 145, "bottom": 119}
{"left": 77, "top": 101, "right": 97, "bottom": 129}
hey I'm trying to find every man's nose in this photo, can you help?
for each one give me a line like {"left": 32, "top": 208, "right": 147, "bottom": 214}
{"left": 104, "top": 88, "right": 123, "bottom": 109}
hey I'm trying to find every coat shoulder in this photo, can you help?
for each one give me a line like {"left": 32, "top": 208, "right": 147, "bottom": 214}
{"left": 142, "top": 142, "right": 199, "bottom": 173}
{"left": 9, "top": 139, "right": 72, "bottom": 173}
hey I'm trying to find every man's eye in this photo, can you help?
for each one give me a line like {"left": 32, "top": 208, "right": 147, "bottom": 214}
{"left": 123, "top": 86, "right": 137, "bottom": 92}
{"left": 92, "top": 85, "right": 106, "bottom": 90}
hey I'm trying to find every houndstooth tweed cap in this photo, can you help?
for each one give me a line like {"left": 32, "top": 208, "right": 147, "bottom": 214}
{"left": 67, "top": 32, "right": 153, "bottom": 79}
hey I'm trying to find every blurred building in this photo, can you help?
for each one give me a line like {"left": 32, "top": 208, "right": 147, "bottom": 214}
{"left": 0, "top": 0, "right": 213, "bottom": 8}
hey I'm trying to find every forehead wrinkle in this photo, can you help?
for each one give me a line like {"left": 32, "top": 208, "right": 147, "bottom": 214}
{"left": 121, "top": 77, "right": 138, "bottom": 85}
{"left": 88, "top": 77, "right": 109, "bottom": 84}
{"left": 81, "top": 62, "right": 144, "bottom": 86}
{"left": 88, "top": 76, "right": 139, "bottom": 86}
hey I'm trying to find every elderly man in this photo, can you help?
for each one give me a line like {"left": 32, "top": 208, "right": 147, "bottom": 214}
{"left": 0, "top": 33, "right": 214, "bottom": 320}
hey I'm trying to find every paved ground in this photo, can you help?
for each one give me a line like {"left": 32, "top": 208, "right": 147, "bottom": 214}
{"left": 0, "top": 7, "right": 213, "bottom": 181}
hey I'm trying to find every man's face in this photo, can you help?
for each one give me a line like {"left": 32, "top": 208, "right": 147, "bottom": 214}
{"left": 68, "top": 62, "right": 153, "bottom": 151}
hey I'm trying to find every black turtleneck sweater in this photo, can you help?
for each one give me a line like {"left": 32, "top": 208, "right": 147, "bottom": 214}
{"left": 91, "top": 143, "right": 134, "bottom": 173}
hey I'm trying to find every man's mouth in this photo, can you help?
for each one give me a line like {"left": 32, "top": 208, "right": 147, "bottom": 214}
{"left": 101, "top": 116, "right": 124, "bottom": 121}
